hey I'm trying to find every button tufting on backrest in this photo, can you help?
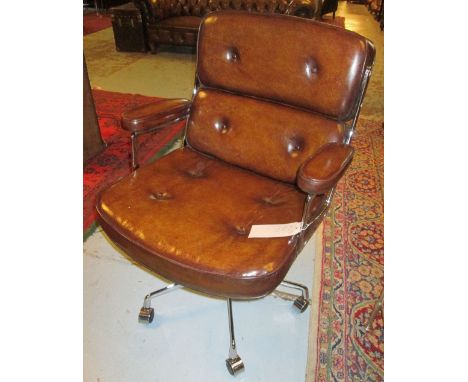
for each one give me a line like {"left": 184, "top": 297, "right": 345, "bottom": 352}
{"left": 149, "top": 191, "right": 173, "bottom": 200}
{"left": 286, "top": 136, "right": 305, "bottom": 158}
{"left": 187, "top": 89, "right": 344, "bottom": 184}
{"left": 214, "top": 118, "right": 230, "bottom": 134}
{"left": 304, "top": 57, "right": 319, "bottom": 80}
{"left": 225, "top": 47, "right": 240, "bottom": 62}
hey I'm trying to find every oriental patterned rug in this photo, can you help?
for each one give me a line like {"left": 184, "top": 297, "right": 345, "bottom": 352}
{"left": 309, "top": 117, "right": 384, "bottom": 382}
{"left": 83, "top": 89, "right": 185, "bottom": 239}
{"left": 84, "top": 13, "right": 112, "bottom": 36}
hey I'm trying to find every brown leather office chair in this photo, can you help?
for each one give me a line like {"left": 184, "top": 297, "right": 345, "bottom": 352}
{"left": 96, "top": 10, "right": 375, "bottom": 376}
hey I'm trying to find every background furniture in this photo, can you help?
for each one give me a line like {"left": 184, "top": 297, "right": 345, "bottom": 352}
{"left": 132, "top": 0, "right": 320, "bottom": 53}
{"left": 96, "top": 10, "right": 375, "bottom": 376}
{"left": 320, "top": 0, "right": 338, "bottom": 19}
{"left": 84, "top": 0, "right": 129, "bottom": 12}
{"left": 83, "top": 56, "right": 105, "bottom": 163}
{"left": 367, "top": 0, "right": 383, "bottom": 30}
{"left": 110, "top": 2, "right": 148, "bottom": 52}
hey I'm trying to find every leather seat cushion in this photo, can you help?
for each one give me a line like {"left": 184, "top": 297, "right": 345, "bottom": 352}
{"left": 158, "top": 16, "right": 201, "bottom": 30}
{"left": 96, "top": 147, "right": 306, "bottom": 298}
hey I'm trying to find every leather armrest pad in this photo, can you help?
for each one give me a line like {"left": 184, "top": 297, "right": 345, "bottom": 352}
{"left": 121, "top": 98, "right": 191, "bottom": 133}
{"left": 297, "top": 143, "right": 354, "bottom": 194}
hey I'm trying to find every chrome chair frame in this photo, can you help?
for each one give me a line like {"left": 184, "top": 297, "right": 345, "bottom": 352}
{"left": 138, "top": 283, "right": 183, "bottom": 323}
{"left": 226, "top": 298, "right": 244, "bottom": 375}
{"left": 138, "top": 277, "right": 311, "bottom": 375}
{"left": 130, "top": 115, "right": 188, "bottom": 170}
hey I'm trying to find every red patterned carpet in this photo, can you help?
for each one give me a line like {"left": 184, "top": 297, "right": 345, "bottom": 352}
{"left": 84, "top": 13, "right": 112, "bottom": 35}
{"left": 313, "top": 117, "right": 384, "bottom": 382}
{"left": 83, "top": 90, "right": 185, "bottom": 238}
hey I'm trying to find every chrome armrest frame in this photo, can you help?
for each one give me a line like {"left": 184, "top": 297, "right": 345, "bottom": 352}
{"left": 298, "top": 64, "right": 373, "bottom": 234}
{"left": 343, "top": 65, "right": 373, "bottom": 144}
{"left": 181, "top": 76, "right": 201, "bottom": 148}
{"left": 299, "top": 186, "right": 335, "bottom": 242}
{"left": 131, "top": 114, "right": 190, "bottom": 170}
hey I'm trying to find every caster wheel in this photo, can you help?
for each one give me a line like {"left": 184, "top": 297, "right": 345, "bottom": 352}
{"left": 138, "top": 307, "right": 154, "bottom": 324}
{"left": 225, "top": 356, "right": 245, "bottom": 376}
{"left": 293, "top": 296, "right": 309, "bottom": 313}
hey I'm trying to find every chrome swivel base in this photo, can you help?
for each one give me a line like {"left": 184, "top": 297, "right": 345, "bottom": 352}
{"left": 279, "top": 280, "right": 310, "bottom": 313}
{"left": 293, "top": 295, "right": 309, "bottom": 313}
{"left": 138, "top": 307, "right": 154, "bottom": 324}
{"left": 226, "top": 356, "right": 245, "bottom": 376}
{"left": 138, "top": 283, "right": 182, "bottom": 324}
{"left": 226, "top": 298, "right": 245, "bottom": 376}
{"left": 137, "top": 281, "right": 310, "bottom": 375}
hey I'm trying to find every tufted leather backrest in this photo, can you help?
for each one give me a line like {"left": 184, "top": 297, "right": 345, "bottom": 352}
{"left": 187, "top": 89, "right": 344, "bottom": 183}
{"left": 196, "top": 11, "right": 374, "bottom": 120}
{"left": 188, "top": 11, "right": 374, "bottom": 184}
{"left": 142, "top": 0, "right": 290, "bottom": 20}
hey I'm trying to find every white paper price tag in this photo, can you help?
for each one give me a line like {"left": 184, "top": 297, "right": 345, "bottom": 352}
{"left": 248, "top": 222, "right": 303, "bottom": 238}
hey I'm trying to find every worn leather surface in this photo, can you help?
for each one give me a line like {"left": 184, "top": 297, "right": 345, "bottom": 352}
{"left": 187, "top": 88, "right": 344, "bottom": 183}
{"left": 121, "top": 98, "right": 190, "bottom": 132}
{"left": 97, "top": 147, "right": 307, "bottom": 298}
{"left": 297, "top": 143, "right": 354, "bottom": 194}
{"left": 198, "top": 12, "right": 375, "bottom": 121}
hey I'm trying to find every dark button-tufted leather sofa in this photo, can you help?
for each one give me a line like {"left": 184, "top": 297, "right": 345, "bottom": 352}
{"left": 133, "top": 0, "right": 320, "bottom": 53}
